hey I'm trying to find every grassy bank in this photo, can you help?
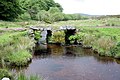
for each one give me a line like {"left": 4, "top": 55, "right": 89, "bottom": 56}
{"left": 0, "top": 69, "right": 42, "bottom": 80}
{"left": 69, "top": 27, "right": 120, "bottom": 58}
{"left": 0, "top": 31, "right": 40, "bottom": 80}
{"left": 0, "top": 31, "right": 35, "bottom": 67}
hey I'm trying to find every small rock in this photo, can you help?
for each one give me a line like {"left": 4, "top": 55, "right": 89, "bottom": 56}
{"left": 2, "top": 77, "right": 10, "bottom": 80}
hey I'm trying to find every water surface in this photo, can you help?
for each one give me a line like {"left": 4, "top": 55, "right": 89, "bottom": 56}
{"left": 17, "top": 44, "right": 120, "bottom": 80}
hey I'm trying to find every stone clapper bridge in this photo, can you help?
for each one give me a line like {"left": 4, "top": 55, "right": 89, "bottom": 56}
{"left": 29, "top": 26, "right": 77, "bottom": 45}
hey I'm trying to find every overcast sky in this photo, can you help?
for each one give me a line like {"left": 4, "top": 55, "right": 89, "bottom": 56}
{"left": 54, "top": 0, "right": 120, "bottom": 15}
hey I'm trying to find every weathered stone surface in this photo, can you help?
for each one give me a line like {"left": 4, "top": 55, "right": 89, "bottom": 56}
{"left": 2, "top": 77, "right": 10, "bottom": 80}
{"left": 60, "top": 26, "right": 76, "bottom": 30}
{"left": 39, "top": 30, "right": 47, "bottom": 44}
{"left": 30, "top": 26, "right": 51, "bottom": 31}
{"left": 29, "top": 26, "right": 76, "bottom": 44}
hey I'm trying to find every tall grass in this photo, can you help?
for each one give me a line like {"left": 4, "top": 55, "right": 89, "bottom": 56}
{"left": 82, "top": 34, "right": 96, "bottom": 47}
{"left": 0, "top": 31, "right": 35, "bottom": 67}
{"left": 0, "top": 69, "right": 12, "bottom": 80}
{"left": 93, "top": 36, "right": 116, "bottom": 56}
{"left": 69, "top": 27, "right": 120, "bottom": 58}
{"left": 7, "top": 50, "right": 32, "bottom": 66}
{"left": 15, "top": 73, "right": 43, "bottom": 80}
{"left": 0, "top": 69, "right": 43, "bottom": 80}
{"left": 15, "top": 36, "right": 35, "bottom": 50}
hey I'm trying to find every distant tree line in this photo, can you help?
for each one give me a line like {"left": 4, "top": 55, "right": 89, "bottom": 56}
{"left": 0, "top": 0, "right": 88, "bottom": 23}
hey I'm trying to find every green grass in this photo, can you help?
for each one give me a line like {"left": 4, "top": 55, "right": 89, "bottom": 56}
{"left": 0, "top": 69, "right": 12, "bottom": 80}
{"left": 15, "top": 73, "right": 43, "bottom": 80}
{"left": 76, "top": 27, "right": 120, "bottom": 42}
{"left": 35, "top": 18, "right": 120, "bottom": 29}
{"left": 69, "top": 27, "right": 120, "bottom": 57}
{"left": 7, "top": 50, "right": 32, "bottom": 66}
{"left": 50, "top": 31, "right": 65, "bottom": 44}
{"left": 97, "top": 28, "right": 120, "bottom": 41}
{"left": 0, "top": 31, "right": 35, "bottom": 67}
{"left": 0, "top": 20, "right": 38, "bottom": 28}
{"left": 0, "top": 31, "right": 27, "bottom": 46}
{"left": 0, "top": 69, "right": 43, "bottom": 80}
{"left": 0, "top": 18, "right": 120, "bottom": 29}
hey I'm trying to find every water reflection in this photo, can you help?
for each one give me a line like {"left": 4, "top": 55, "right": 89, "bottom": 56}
{"left": 13, "top": 44, "right": 120, "bottom": 80}
{"left": 94, "top": 55, "right": 115, "bottom": 64}
{"left": 33, "top": 44, "right": 51, "bottom": 59}
{"left": 33, "top": 44, "right": 120, "bottom": 64}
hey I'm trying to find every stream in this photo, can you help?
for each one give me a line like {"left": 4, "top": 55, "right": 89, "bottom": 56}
{"left": 13, "top": 44, "right": 120, "bottom": 80}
